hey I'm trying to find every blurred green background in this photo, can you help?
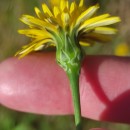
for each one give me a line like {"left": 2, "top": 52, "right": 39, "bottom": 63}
{"left": 0, "top": 0, "right": 130, "bottom": 130}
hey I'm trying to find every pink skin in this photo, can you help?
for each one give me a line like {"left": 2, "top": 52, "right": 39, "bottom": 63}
{"left": 0, "top": 52, "right": 130, "bottom": 130}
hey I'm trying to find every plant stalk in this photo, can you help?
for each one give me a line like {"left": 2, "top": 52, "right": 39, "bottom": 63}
{"left": 67, "top": 67, "right": 82, "bottom": 130}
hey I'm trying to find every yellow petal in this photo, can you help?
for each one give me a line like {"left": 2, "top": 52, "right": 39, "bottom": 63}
{"left": 94, "top": 27, "right": 118, "bottom": 34}
{"left": 20, "top": 15, "right": 46, "bottom": 26}
{"left": 79, "top": 14, "right": 110, "bottom": 30}
{"left": 85, "top": 17, "right": 121, "bottom": 29}
{"left": 61, "top": 12, "right": 70, "bottom": 27}
{"left": 53, "top": 6, "right": 60, "bottom": 18}
{"left": 34, "top": 42, "right": 55, "bottom": 51}
{"left": 16, "top": 39, "right": 53, "bottom": 58}
{"left": 34, "top": 44, "right": 45, "bottom": 51}
{"left": 79, "top": 41, "right": 90, "bottom": 46}
{"left": 60, "top": 0, "right": 65, "bottom": 11}
{"left": 20, "top": 15, "right": 57, "bottom": 32}
{"left": 18, "top": 29, "right": 52, "bottom": 38}
{"left": 42, "top": 4, "right": 53, "bottom": 17}
{"left": 115, "top": 43, "right": 129, "bottom": 56}
{"left": 60, "top": 0, "right": 69, "bottom": 11}
{"left": 79, "top": 0, "right": 84, "bottom": 7}
{"left": 82, "top": 33, "right": 112, "bottom": 42}
{"left": 69, "top": 2, "right": 79, "bottom": 29}
{"left": 70, "top": 1, "right": 77, "bottom": 14}
{"left": 76, "top": 4, "right": 99, "bottom": 26}
{"left": 34, "top": 39, "right": 54, "bottom": 51}
{"left": 50, "top": 0, "right": 60, "bottom": 6}
{"left": 52, "top": 6, "right": 62, "bottom": 26}
{"left": 35, "top": 7, "right": 44, "bottom": 19}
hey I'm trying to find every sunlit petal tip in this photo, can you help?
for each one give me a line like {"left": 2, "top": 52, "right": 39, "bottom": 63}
{"left": 91, "top": 4, "right": 100, "bottom": 10}
{"left": 42, "top": 4, "right": 53, "bottom": 17}
{"left": 104, "top": 17, "right": 121, "bottom": 25}
{"left": 34, "top": 45, "right": 44, "bottom": 51}
{"left": 19, "top": 16, "right": 25, "bottom": 22}
{"left": 21, "top": 15, "right": 31, "bottom": 19}
{"left": 70, "top": 1, "right": 77, "bottom": 14}
{"left": 34, "top": 7, "right": 42, "bottom": 18}
{"left": 53, "top": 6, "right": 60, "bottom": 17}
{"left": 79, "top": 0, "right": 84, "bottom": 7}
{"left": 115, "top": 17, "right": 121, "bottom": 22}
{"left": 34, "top": 6, "right": 39, "bottom": 10}
{"left": 18, "top": 30, "right": 24, "bottom": 34}
{"left": 94, "top": 27, "right": 118, "bottom": 34}
{"left": 20, "top": 15, "right": 32, "bottom": 23}
{"left": 78, "top": 13, "right": 112, "bottom": 31}
{"left": 76, "top": 4, "right": 100, "bottom": 26}
{"left": 81, "top": 16, "right": 121, "bottom": 32}
{"left": 15, "top": 52, "right": 19, "bottom": 56}
{"left": 60, "top": 0, "right": 68, "bottom": 11}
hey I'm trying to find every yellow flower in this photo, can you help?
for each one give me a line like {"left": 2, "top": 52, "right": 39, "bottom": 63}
{"left": 16, "top": 0, "right": 120, "bottom": 58}
{"left": 115, "top": 42, "right": 129, "bottom": 56}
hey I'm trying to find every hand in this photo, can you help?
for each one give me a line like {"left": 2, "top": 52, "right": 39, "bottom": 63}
{"left": 0, "top": 52, "right": 130, "bottom": 130}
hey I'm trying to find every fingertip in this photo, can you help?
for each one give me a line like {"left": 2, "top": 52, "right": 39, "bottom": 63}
{"left": 0, "top": 52, "right": 73, "bottom": 114}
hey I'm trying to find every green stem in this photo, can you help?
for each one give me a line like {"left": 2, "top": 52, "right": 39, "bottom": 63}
{"left": 67, "top": 67, "right": 82, "bottom": 130}
{"left": 55, "top": 30, "right": 83, "bottom": 130}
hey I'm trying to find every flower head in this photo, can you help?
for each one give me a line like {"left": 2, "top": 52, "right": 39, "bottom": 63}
{"left": 16, "top": 0, "right": 120, "bottom": 59}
